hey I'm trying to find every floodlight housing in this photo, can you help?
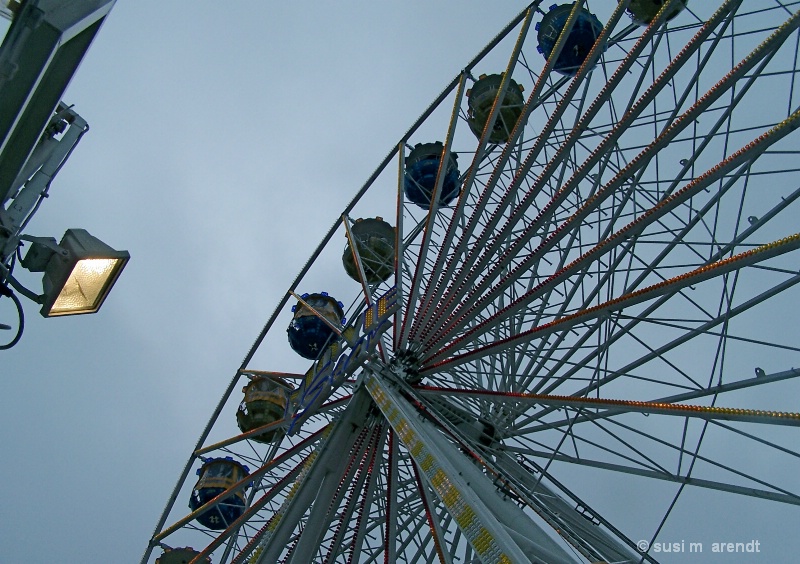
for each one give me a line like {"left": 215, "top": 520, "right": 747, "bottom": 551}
{"left": 40, "top": 228, "right": 129, "bottom": 317}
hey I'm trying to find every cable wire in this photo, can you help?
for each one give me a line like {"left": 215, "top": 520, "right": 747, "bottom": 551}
{"left": 0, "top": 286, "right": 24, "bottom": 350}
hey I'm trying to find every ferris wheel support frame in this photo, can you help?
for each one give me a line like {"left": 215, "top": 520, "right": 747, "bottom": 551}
{"left": 401, "top": 382, "right": 645, "bottom": 563}
{"left": 251, "top": 389, "right": 375, "bottom": 563}
{"left": 365, "top": 372, "right": 579, "bottom": 564}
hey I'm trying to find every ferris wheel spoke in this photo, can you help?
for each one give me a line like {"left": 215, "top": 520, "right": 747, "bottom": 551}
{"left": 418, "top": 5, "right": 743, "bottom": 346}
{"left": 614, "top": 314, "right": 800, "bottom": 353}
{"left": 568, "top": 413, "right": 798, "bottom": 502}
{"left": 411, "top": 8, "right": 536, "bottom": 340}
{"left": 350, "top": 432, "right": 389, "bottom": 561}
{"left": 318, "top": 425, "right": 385, "bottom": 563}
{"left": 423, "top": 234, "right": 800, "bottom": 376}
{"left": 417, "top": 8, "right": 677, "bottom": 344}
{"left": 511, "top": 444, "right": 800, "bottom": 506}
{"left": 708, "top": 418, "right": 800, "bottom": 460}
{"left": 510, "top": 366, "right": 800, "bottom": 435}
{"left": 504, "top": 411, "right": 788, "bottom": 501}
{"left": 516, "top": 406, "right": 797, "bottom": 487}
{"left": 412, "top": 1, "right": 627, "bottom": 339}
{"left": 424, "top": 109, "right": 800, "bottom": 362}
{"left": 395, "top": 210, "right": 432, "bottom": 346}
{"left": 410, "top": 463, "right": 454, "bottom": 564}
{"left": 397, "top": 74, "right": 467, "bottom": 350}
{"left": 425, "top": 42, "right": 800, "bottom": 357}
{"left": 417, "top": 386, "right": 800, "bottom": 430}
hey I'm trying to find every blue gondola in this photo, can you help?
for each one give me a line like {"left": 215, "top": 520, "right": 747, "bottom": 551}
{"left": 287, "top": 292, "right": 345, "bottom": 359}
{"left": 189, "top": 457, "right": 250, "bottom": 530}
{"left": 536, "top": 4, "right": 604, "bottom": 76}
{"left": 404, "top": 142, "right": 460, "bottom": 209}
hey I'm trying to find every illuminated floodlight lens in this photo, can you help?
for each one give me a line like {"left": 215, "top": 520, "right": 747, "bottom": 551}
{"left": 49, "top": 258, "right": 125, "bottom": 315}
{"left": 40, "top": 229, "right": 129, "bottom": 317}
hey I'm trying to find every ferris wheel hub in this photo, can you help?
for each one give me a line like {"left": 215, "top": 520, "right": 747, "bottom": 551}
{"left": 389, "top": 348, "right": 422, "bottom": 383}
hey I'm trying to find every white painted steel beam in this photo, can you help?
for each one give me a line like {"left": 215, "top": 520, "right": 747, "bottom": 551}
{"left": 365, "top": 373, "right": 578, "bottom": 564}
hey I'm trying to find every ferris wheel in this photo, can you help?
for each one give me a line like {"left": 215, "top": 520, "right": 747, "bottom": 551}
{"left": 143, "top": 1, "right": 800, "bottom": 562}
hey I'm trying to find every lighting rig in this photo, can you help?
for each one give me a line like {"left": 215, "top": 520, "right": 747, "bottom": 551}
{"left": 0, "top": 0, "right": 125, "bottom": 349}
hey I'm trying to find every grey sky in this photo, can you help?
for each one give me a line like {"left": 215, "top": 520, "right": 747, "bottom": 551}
{"left": 1, "top": 2, "right": 798, "bottom": 563}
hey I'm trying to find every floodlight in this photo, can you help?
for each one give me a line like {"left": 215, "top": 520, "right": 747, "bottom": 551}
{"left": 0, "top": 1, "right": 120, "bottom": 348}
{"left": 39, "top": 228, "right": 129, "bottom": 317}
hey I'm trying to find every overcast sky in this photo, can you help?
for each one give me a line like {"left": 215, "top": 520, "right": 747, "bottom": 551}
{"left": 1, "top": 2, "right": 798, "bottom": 563}
{"left": 0, "top": 2, "right": 520, "bottom": 562}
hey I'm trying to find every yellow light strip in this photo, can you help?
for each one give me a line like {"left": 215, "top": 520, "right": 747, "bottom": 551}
{"left": 428, "top": 232, "right": 800, "bottom": 370}
{"left": 416, "top": 386, "right": 800, "bottom": 426}
{"left": 366, "top": 378, "right": 511, "bottom": 564}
